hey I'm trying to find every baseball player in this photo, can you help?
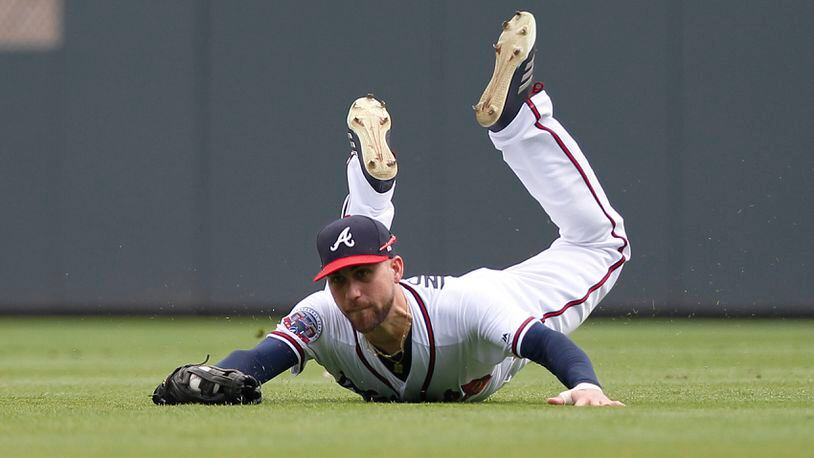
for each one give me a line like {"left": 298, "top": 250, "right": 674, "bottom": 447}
{"left": 153, "top": 11, "right": 629, "bottom": 407}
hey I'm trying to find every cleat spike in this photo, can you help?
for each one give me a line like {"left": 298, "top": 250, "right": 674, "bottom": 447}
{"left": 514, "top": 11, "right": 521, "bottom": 17}
{"left": 513, "top": 47, "right": 521, "bottom": 57}
{"left": 366, "top": 93, "right": 375, "bottom": 99}
{"left": 367, "top": 160, "right": 376, "bottom": 169}
{"left": 354, "top": 117, "right": 364, "bottom": 126}
{"left": 487, "top": 106, "right": 496, "bottom": 115}
{"left": 502, "top": 20, "right": 510, "bottom": 30}
{"left": 386, "top": 160, "right": 396, "bottom": 167}
{"left": 380, "top": 117, "right": 388, "bottom": 126}
{"left": 519, "top": 26, "right": 528, "bottom": 36}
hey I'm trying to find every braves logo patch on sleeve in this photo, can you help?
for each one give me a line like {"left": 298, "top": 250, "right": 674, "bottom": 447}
{"left": 282, "top": 307, "right": 323, "bottom": 344}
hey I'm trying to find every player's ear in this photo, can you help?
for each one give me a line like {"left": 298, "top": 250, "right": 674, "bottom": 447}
{"left": 390, "top": 256, "right": 404, "bottom": 282}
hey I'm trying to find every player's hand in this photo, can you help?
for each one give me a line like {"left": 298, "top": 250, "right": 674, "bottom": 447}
{"left": 547, "top": 386, "right": 625, "bottom": 407}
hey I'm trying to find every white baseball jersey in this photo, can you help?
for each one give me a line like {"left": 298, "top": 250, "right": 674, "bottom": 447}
{"left": 270, "top": 274, "right": 536, "bottom": 402}
{"left": 270, "top": 90, "right": 630, "bottom": 402}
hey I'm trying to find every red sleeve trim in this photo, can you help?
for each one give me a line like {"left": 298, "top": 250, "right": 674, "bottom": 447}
{"left": 511, "top": 317, "right": 537, "bottom": 357}
{"left": 270, "top": 330, "right": 305, "bottom": 372}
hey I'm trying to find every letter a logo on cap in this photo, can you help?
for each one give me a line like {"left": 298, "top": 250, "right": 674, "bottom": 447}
{"left": 330, "top": 226, "right": 355, "bottom": 252}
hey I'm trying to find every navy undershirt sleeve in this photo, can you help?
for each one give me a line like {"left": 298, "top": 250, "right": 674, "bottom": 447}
{"left": 517, "top": 322, "right": 600, "bottom": 388}
{"left": 216, "top": 337, "right": 299, "bottom": 384}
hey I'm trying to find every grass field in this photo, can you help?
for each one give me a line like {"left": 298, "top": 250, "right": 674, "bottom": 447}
{"left": 0, "top": 317, "right": 811, "bottom": 457}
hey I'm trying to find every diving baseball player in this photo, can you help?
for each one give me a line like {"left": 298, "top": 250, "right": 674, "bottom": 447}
{"left": 153, "top": 11, "right": 629, "bottom": 407}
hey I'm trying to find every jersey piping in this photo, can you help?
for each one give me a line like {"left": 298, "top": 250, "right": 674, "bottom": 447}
{"left": 352, "top": 331, "right": 398, "bottom": 396}
{"left": 400, "top": 281, "right": 436, "bottom": 401}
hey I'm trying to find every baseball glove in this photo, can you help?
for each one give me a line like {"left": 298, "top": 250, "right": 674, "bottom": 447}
{"left": 152, "top": 357, "right": 262, "bottom": 405}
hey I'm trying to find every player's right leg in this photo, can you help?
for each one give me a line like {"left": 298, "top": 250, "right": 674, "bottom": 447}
{"left": 340, "top": 94, "right": 398, "bottom": 230}
{"left": 473, "top": 11, "right": 631, "bottom": 335}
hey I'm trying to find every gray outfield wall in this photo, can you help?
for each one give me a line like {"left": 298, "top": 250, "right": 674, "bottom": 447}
{"left": 1, "top": 1, "right": 812, "bottom": 316}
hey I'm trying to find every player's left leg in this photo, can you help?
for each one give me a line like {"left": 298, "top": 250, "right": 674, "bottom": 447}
{"left": 473, "top": 11, "right": 630, "bottom": 335}
{"left": 339, "top": 95, "right": 399, "bottom": 230}
{"left": 491, "top": 89, "right": 630, "bottom": 335}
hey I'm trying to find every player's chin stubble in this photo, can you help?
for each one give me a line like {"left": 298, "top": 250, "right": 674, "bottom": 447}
{"left": 346, "top": 294, "right": 394, "bottom": 334}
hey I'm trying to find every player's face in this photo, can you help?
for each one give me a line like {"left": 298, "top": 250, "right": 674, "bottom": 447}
{"left": 327, "top": 257, "right": 404, "bottom": 333}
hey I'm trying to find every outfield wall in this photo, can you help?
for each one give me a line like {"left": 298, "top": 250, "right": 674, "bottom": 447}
{"left": 1, "top": 1, "right": 812, "bottom": 316}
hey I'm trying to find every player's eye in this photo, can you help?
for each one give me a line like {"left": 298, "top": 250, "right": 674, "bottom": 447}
{"left": 355, "top": 269, "right": 371, "bottom": 281}
{"left": 328, "top": 275, "right": 346, "bottom": 286}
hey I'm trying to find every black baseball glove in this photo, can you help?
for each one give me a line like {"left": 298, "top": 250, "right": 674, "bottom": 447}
{"left": 152, "top": 357, "right": 262, "bottom": 405}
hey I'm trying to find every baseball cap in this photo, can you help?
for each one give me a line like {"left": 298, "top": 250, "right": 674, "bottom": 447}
{"left": 313, "top": 215, "right": 397, "bottom": 282}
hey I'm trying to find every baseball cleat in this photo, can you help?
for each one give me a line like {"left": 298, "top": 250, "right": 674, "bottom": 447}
{"left": 474, "top": 11, "right": 536, "bottom": 131}
{"left": 347, "top": 94, "right": 397, "bottom": 193}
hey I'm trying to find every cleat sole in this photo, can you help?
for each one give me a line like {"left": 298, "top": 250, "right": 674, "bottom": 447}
{"left": 475, "top": 11, "right": 536, "bottom": 128}
{"left": 347, "top": 95, "right": 397, "bottom": 181}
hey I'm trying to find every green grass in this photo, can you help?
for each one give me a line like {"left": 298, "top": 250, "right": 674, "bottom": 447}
{"left": 0, "top": 317, "right": 812, "bottom": 457}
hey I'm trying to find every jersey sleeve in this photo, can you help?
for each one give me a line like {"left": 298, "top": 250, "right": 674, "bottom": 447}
{"left": 455, "top": 274, "right": 539, "bottom": 362}
{"left": 268, "top": 291, "right": 333, "bottom": 375}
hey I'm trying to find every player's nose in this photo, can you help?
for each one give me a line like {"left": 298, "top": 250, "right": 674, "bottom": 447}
{"left": 346, "top": 281, "right": 363, "bottom": 303}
